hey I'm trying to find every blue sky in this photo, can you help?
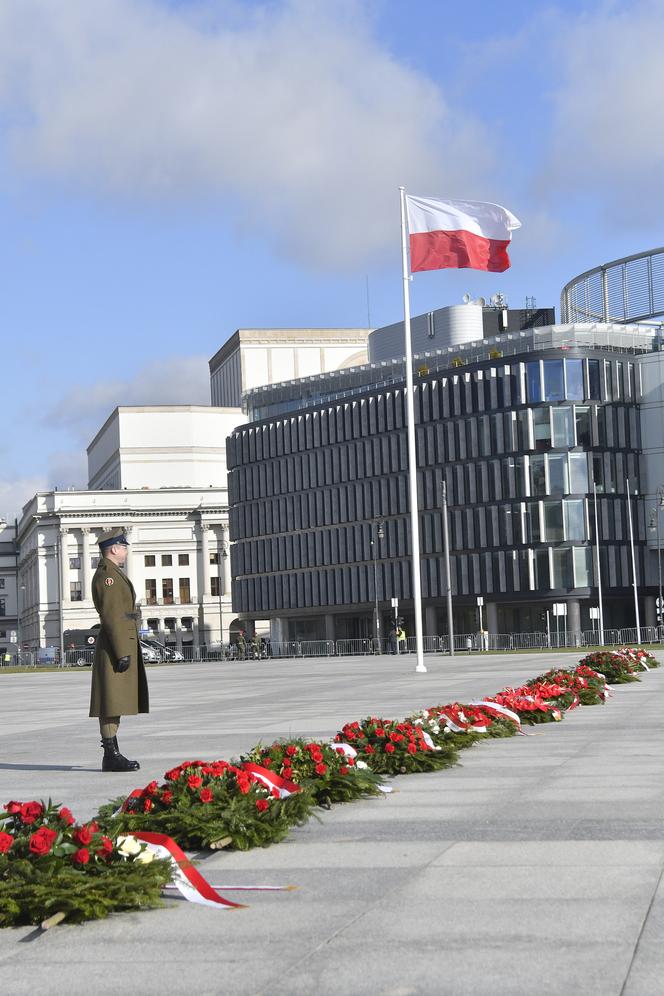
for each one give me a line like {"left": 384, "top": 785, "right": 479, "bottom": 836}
{"left": 1, "top": 0, "right": 663, "bottom": 518}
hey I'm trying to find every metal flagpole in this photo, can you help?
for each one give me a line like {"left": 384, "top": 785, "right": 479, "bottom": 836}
{"left": 592, "top": 481, "right": 605, "bottom": 645}
{"left": 626, "top": 478, "right": 642, "bottom": 644}
{"left": 399, "top": 186, "right": 426, "bottom": 674}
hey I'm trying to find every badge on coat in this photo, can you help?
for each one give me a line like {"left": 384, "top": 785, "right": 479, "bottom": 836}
{"left": 104, "top": 577, "right": 114, "bottom": 586}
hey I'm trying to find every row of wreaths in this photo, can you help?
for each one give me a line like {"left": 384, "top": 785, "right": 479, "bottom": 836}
{"left": 0, "top": 647, "right": 658, "bottom": 927}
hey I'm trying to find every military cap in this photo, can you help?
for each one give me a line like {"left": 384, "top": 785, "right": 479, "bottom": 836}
{"left": 98, "top": 529, "right": 130, "bottom": 550}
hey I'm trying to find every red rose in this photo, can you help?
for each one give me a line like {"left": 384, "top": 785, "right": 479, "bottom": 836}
{"left": 375, "top": 728, "right": 386, "bottom": 738}
{"left": 145, "top": 781, "right": 159, "bottom": 796}
{"left": 165, "top": 766, "right": 182, "bottom": 781}
{"left": 339, "top": 766, "right": 349, "bottom": 776}
{"left": 237, "top": 778, "right": 251, "bottom": 795}
{"left": 346, "top": 757, "right": 355, "bottom": 766}
{"left": 73, "top": 826, "right": 93, "bottom": 846}
{"left": 255, "top": 799, "right": 269, "bottom": 812}
{"left": 4, "top": 801, "right": 22, "bottom": 815}
{"left": 98, "top": 836, "right": 114, "bottom": 856}
{"left": 0, "top": 832, "right": 14, "bottom": 853}
{"left": 365, "top": 745, "right": 374, "bottom": 755}
{"left": 384, "top": 743, "right": 396, "bottom": 754}
{"left": 263, "top": 757, "right": 272, "bottom": 767}
{"left": 199, "top": 788, "right": 214, "bottom": 804}
{"left": 407, "top": 743, "right": 417, "bottom": 754}
{"left": 187, "top": 775, "right": 203, "bottom": 790}
{"left": 73, "top": 848, "right": 90, "bottom": 865}
{"left": 29, "top": 827, "right": 57, "bottom": 856}
{"left": 58, "top": 807, "right": 75, "bottom": 826}
{"left": 88, "top": 821, "right": 100, "bottom": 834}
{"left": 161, "top": 790, "right": 173, "bottom": 805}
{"left": 285, "top": 745, "right": 298, "bottom": 756}
{"left": 282, "top": 767, "right": 293, "bottom": 779}
{"left": 143, "top": 799, "right": 154, "bottom": 813}
{"left": 314, "top": 763, "right": 327, "bottom": 775}
{"left": 20, "top": 801, "right": 44, "bottom": 825}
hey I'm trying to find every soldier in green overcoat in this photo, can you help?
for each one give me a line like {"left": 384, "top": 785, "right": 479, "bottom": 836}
{"left": 89, "top": 529, "right": 149, "bottom": 771}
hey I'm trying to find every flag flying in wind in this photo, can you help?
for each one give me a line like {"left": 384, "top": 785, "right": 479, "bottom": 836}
{"left": 405, "top": 196, "right": 521, "bottom": 274}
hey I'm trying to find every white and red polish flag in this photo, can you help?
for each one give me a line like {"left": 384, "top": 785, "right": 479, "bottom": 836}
{"left": 405, "top": 196, "right": 521, "bottom": 273}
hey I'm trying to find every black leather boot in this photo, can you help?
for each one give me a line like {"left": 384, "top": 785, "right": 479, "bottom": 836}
{"left": 101, "top": 736, "right": 140, "bottom": 772}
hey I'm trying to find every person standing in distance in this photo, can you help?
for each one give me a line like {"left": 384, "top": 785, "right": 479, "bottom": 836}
{"left": 89, "top": 529, "right": 149, "bottom": 771}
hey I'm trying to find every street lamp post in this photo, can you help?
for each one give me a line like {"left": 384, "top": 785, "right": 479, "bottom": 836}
{"left": 626, "top": 478, "right": 642, "bottom": 644}
{"left": 16, "top": 584, "right": 25, "bottom": 666}
{"left": 370, "top": 519, "right": 384, "bottom": 652}
{"left": 219, "top": 543, "right": 228, "bottom": 657}
{"left": 647, "top": 484, "right": 664, "bottom": 637}
{"left": 440, "top": 481, "right": 454, "bottom": 655}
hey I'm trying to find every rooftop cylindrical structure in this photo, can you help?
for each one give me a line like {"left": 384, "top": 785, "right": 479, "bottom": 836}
{"left": 561, "top": 247, "right": 664, "bottom": 325}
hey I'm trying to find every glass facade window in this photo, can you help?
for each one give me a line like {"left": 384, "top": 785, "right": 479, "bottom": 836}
{"left": 526, "top": 362, "right": 541, "bottom": 403}
{"left": 533, "top": 548, "right": 550, "bottom": 590}
{"left": 552, "top": 407, "right": 574, "bottom": 447}
{"left": 573, "top": 547, "right": 593, "bottom": 587}
{"left": 569, "top": 453, "right": 589, "bottom": 494}
{"left": 575, "top": 406, "right": 591, "bottom": 447}
{"left": 533, "top": 407, "right": 551, "bottom": 450}
{"left": 566, "top": 359, "right": 584, "bottom": 400}
{"left": 530, "top": 455, "right": 546, "bottom": 496}
{"left": 553, "top": 548, "right": 573, "bottom": 588}
{"left": 588, "top": 360, "right": 601, "bottom": 400}
{"left": 592, "top": 454, "right": 604, "bottom": 492}
{"left": 603, "top": 361, "right": 613, "bottom": 401}
{"left": 543, "top": 360, "right": 564, "bottom": 401}
{"left": 564, "top": 499, "right": 586, "bottom": 540}
{"left": 526, "top": 502, "right": 541, "bottom": 542}
{"left": 543, "top": 501, "right": 564, "bottom": 541}
{"left": 548, "top": 454, "right": 568, "bottom": 494}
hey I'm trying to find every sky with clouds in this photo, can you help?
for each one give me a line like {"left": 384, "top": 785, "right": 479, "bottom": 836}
{"left": 1, "top": 0, "right": 662, "bottom": 520}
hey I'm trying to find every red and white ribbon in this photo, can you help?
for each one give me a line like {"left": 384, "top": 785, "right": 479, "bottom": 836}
{"left": 241, "top": 762, "right": 301, "bottom": 798}
{"left": 129, "top": 832, "right": 245, "bottom": 909}
{"left": 332, "top": 742, "right": 358, "bottom": 758}
{"left": 470, "top": 700, "right": 523, "bottom": 731}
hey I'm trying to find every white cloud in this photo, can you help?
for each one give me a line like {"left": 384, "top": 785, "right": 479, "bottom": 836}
{"left": 0, "top": 0, "right": 495, "bottom": 268}
{"left": 45, "top": 354, "right": 210, "bottom": 434}
{"left": 0, "top": 475, "right": 47, "bottom": 523}
{"left": 542, "top": 1, "right": 664, "bottom": 227}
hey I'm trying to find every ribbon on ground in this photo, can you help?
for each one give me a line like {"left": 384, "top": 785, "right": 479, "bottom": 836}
{"left": 241, "top": 762, "right": 301, "bottom": 798}
{"left": 129, "top": 832, "right": 246, "bottom": 909}
{"left": 469, "top": 699, "right": 524, "bottom": 733}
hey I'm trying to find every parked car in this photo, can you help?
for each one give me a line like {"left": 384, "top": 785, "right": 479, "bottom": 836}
{"left": 139, "top": 641, "right": 161, "bottom": 663}
{"left": 141, "top": 638, "right": 184, "bottom": 662}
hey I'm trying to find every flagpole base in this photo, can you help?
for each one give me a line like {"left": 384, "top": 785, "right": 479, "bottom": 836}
{"left": 415, "top": 663, "right": 427, "bottom": 673}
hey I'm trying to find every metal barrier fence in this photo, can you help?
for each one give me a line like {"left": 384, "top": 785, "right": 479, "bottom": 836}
{"left": 2, "top": 627, "right": 662, "bottom": 668}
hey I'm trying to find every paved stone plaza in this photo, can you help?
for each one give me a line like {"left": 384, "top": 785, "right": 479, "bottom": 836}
{"left": 2, "top": 651, "right": 664, "bottom": 995}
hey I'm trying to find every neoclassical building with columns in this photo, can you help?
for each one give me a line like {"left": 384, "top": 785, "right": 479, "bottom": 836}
{"left": 16, "top": 487, "right": 234, "bottom": 651}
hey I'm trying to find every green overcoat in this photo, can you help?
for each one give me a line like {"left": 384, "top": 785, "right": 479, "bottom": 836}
{"left": 89, "top": 557, "right": 149, "bottom": 718}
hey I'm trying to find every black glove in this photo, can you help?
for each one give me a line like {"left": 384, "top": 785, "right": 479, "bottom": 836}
{"left": 114, "top": 655, "right": 131, "bottom": 674}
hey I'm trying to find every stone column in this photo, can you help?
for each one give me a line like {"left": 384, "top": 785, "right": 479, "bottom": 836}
{"left": 201, "top": 524, "right": 211, "bottom": 597}
{"left": 124, "top": 526, "right": 134, "bottom": 577}
{"left": 175, "top": 620, "right": 183, "bottom": 651}
{"left": 486, "top": 602, "right": 499, "bottom": 635}
{"left": 424, "top": 605, "right": 437, "bottom": 636}
{"left": 59, "top": 528, "right": 70, "bottom": 605}
{"left": 567, "top": 598, "right": 581, "bottom": 645}
{"left": 270, "top": 617, "right": 287, "bottom": 644}
{"left": 81, "top": 528, "right": 92, "bottom": 601}
{"left": 645, "top": 595, "right": 657, "bottom": 629}
{"left": 221, "top": 524, "right": 232, "bottom": 596}
{"left": 324, "top": 614, "right": 336, "bottom": 644}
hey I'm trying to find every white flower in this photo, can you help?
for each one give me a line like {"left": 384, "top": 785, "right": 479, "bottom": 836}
{"left": 355, "top": 760, "right": 369, "bottom": 769}
{"left": 431, "top": 725, "right": 440, "bottom": 735}
{"left": 413, "top": 719, "right": 423, "bottom": 726}
{"left": 117, "top": 835, "right": 142, "bottom": 857}
{"left": 134, "top": 848, "right": 156, "bottom": 864}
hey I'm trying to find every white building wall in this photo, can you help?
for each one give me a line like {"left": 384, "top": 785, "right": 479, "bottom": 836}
{"left": 87, "top": 407, "right": 246, "bottom": 491}
{"left": 16, "top": 489, "right": 241, "bottom": 652}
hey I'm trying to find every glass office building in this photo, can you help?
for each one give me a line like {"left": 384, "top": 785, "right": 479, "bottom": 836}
{"left": 227, "top": 323, "right": 662, "bottom": 642}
